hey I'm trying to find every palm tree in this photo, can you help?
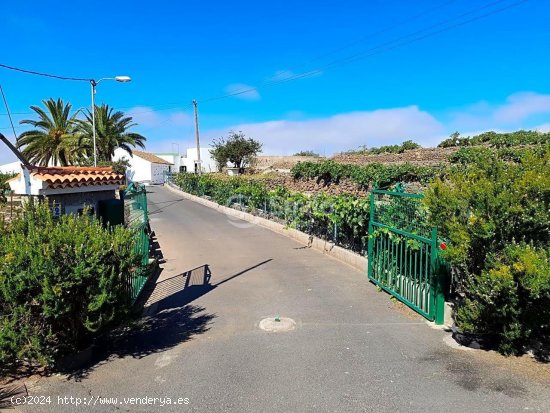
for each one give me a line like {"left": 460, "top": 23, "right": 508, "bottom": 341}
{"left": 77, "top": 105, "right": 146, "bottom": 162}
{"left": 17, "top": 98, "right": 81, "bottom": 166}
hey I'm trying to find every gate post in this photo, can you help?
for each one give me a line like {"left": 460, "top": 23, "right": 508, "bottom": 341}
{"left": 367, "top": 191, "right": 375, "bottom": 279}
{"left": 431, "top": 228, "right": 445, "bottom": 325}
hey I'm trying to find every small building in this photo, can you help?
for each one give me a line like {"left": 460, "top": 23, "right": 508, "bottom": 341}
{"left": 155, "top": 152, "right": 186, "bottom": 173}
{"left": 7, "top": 165, "right": 124, "bottom": 217}
{"left": 154, "top": 147, "right": 217, "bottom": 174}
{"left": 113, "top": 149, "right": 173, "bottom": 185}
{"left": 184, "top": 147, "right": 217, "bottom": 173}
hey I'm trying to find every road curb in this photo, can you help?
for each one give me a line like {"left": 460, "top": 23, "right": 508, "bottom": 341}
{"left": 164, "top": 182, "right": 368, "bottom": 273}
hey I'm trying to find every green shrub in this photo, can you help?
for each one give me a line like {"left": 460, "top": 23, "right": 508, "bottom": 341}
{"left": 173, "top": 173, "right": 371, "bottom": 252}
{"left": 293, "top": 150, "right": 320, "bottom": 157}
{"left": 449, "top": 144, "right": 550, "bottom": 165}
{"left": 456, "top": 244, "right": 550, "bottom": 355}
{"left": 439, "top": 130, "right": 550, "bottom": 148}
{"left": 0, "top": 173, "right": 15, "bottom": 203}
{"left": 425, "top": 146, "right": 550, "bottom": 354}
{"left": 0, "top": 202, "right": 140, "bottom": 368}
{"left": 291, "top": 160, "right": 441, "bottom": 189}
{"left": 344, "top": 140, "right": 421, "bottom": 155}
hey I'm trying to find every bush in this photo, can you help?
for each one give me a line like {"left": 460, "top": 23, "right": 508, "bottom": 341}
{"left": 438, "top": 130, "right": 550, "bottom": 148}
{"left": 291, "top": 160, "right": 441, "bottom": 189}
{"left": 425, "top": 146, "right": 550, "bottom": 354}
{"left": 456, "top": 244, "right": 550, "bottom": 355}
{"left": 0, "top": 173, "right": 15, "bottom": 203}
{"left": 344, "top": 140, "right": 421, "bottom": 155}
{"left": 173, "top": 173, "right": 371, "bottom": 252}
{"left": 0, "top": 202, "right": 140, "bottom": 368}
{"left": 293, "top": 150, "right": 320, "bottom": 157}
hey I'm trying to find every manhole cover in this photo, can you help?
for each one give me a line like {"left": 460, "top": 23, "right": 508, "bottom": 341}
{"left": 259, "top": 317, "right": 296, "bottom": 332}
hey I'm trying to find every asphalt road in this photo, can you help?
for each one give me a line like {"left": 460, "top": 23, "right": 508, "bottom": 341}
{"left": 14, "top": 185, "right": 550, "bottom": 413}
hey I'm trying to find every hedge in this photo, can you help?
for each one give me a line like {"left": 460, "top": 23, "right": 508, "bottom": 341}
{"left": 425, "top": 146, "right": 550, "bottom": 355}
{"left": 0, "top": 202, "right": 140, "bottom": 368}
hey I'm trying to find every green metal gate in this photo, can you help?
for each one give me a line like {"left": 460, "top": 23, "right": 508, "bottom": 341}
{"left": 124, "top": 182, "right": 150, "bottom": 302}
{"left": 367, "top": 188, "right": 446, "bottom": 324}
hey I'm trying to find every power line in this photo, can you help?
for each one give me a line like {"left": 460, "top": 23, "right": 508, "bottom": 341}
{"left": 124, "top": 0, "right": 523, "bottom": 116}
{"left": 0, "top": 0, "right": 529, "bottom": 119}
{"left": 198, "top": 0, "right": 527, "bottom": 104}
{"left": 4, "top": 1, "right": 448, "bottom": 118}
{"left": 0, "top": 63, "right": 90, "bottom": 82}
{"left": 235, "top": 0, "right": 459, "bottom": 85}
{"left": 0, "top": 85, "right": 18, "bottom": 141}
{"left": 309, "top": 0, "right": 526, "bottom": 71}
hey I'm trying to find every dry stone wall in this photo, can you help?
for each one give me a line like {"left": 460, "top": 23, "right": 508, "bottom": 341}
{"left": 331, "top": 147, "right": 458, "bottom": 166}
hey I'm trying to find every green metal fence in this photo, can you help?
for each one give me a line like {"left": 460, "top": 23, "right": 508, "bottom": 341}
{"left": 124, "top": 182, "right": 150, "bottom": 302}
{"left": 367, "top": 188, "right": 446, "bottom": 324}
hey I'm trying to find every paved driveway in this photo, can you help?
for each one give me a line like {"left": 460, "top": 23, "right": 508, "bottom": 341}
{"left": 14, "top": 185, "right": 550, "bottom": 412}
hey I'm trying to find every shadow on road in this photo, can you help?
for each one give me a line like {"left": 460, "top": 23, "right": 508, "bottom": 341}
{"left": 63, "top": 244, "right": 273, "bottom": 380}
{"left": 148, "top": 197, "right": 185, "bottom": 216}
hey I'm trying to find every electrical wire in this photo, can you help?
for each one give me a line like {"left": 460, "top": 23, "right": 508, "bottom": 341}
{"left": 198, "top": 0, "right": 527, "bottom": 104}
{"left": 0, "top": 85, "right": 18, "bottom": 141}
{"left": 0, "top": 0, "right": 529, "bottom": 118}
{"left": 0, "top": 63, "right": 90, "bottom": 82}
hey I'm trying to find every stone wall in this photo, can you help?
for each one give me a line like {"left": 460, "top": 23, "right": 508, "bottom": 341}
{"left": 254, "top": 155, "right": 324, "bottom": 171}
{"left": 331, "top": 147, "right": 458, "bottom": 166}
{"left": 259, "top": 175, "right": 367, "bottom": 197}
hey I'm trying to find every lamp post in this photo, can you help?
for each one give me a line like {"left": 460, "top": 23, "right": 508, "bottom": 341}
{"left": 90, "top": 76, "right": 131, "bottom": 166}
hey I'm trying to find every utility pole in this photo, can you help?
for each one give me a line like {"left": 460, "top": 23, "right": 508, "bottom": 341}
{"left": 193, "top": 99, "right": 202, "bottom": 175}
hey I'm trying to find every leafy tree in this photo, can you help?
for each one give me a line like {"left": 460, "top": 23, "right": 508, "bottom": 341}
{"left": 210, "top": 145, "right": 228, "bottom": 172}
{"left": 210, "top": 131, "right": 262, "bottom": 173}
{"left": 16, "top": 98, "right": 81, "bottom": 166}
{"left": 76, "top": 104, "right": 146, "bottom": 162}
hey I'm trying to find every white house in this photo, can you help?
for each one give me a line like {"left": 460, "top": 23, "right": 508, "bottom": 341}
{"left": 155, "top": 153, "right": 186, "bottom": 173}
{"left": 154, "top": 148, "right": 217, "bottom": 174}
{"left": 113, "top": 149, "right": 173, "bottom": 185}
{"left": 7, "top": 165, "right": 124, "bottom": 216}
{"left": 184, "top": 147, "right": 217, "bottom": 173}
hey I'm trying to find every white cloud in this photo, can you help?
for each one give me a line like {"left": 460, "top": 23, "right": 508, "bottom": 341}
{"left": 199, "top": 91, "right": 550, "bottom": 155}
{"left": 448, "top": 92, "right": 550, "bottom": 131}
{"left": 202, "top": 106, "right": 445, "bottom": 155}
{"left": 224, "top": 84, "right": 260, "bottom": 101}
{"left": 494, "top": 92, "right": 550, "bottom": 123}
{"left": 3, "top": 91, "right": 549, "bottom": 166}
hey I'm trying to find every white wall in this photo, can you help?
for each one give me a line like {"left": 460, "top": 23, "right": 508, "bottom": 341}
{"left": 113, "top": 148, "right": 152, "bottom": 183}
{"left": 155, "top": 153, "right": 186, "bottom": 173}
{"left": 183, "top": 147, "right": 217, "bottom": 173}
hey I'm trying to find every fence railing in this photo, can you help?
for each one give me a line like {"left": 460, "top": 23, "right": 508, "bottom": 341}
{"left": 168, "top": 175, "right": 447, "bottom": 323}
{"left": 367, "top": 189, "right": 447, "bottom": 324}
{"left": 124, "top": 182, "right": 150, "bottom": 302}
{"left": 166, "top": 175, "right": 369, "bottom": 254}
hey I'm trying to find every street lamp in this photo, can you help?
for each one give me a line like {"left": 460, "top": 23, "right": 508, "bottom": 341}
{"left": 90, "top": 76, "right": 131, "bottom": 166}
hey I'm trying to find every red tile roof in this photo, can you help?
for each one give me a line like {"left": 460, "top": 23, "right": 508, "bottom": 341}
{"left": 25, "top": 166, "right": 125, "bottom": 189}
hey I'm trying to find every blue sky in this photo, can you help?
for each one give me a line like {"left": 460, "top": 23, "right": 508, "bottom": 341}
{"left": 1, "top": 0, "right": 549, "bottom": 163}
